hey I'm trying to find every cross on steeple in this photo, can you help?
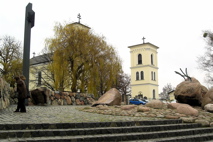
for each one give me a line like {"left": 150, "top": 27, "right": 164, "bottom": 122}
{"left": 142, "top": 37, "right": 146, "bottom": 44}
{"left": 77, "top": 13, "right": 81, "bottom": 23}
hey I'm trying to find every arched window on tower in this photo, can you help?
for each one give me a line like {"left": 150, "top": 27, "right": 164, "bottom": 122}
{"left": 140, "top": 71, "right": 144, "bottom": 80}
{"left": 136, "top": 72, "right": 139, "bottom": 80}
{"left": 151, "top": 54, "right": 154, "bottom": 65}
{"left": 153, "top": 89, "right": 156, "bottom": 99}
{"left": 138, "top": 54, "right": 142, "bottom": 64}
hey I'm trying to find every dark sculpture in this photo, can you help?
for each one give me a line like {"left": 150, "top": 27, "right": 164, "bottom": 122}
{"left": 175, "top": 68, "right": 192, "bottom": 81}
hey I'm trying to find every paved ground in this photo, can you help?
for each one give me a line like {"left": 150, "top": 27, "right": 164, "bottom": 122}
{"left": 0, "top": 105, "right": 160, "bottom": 124}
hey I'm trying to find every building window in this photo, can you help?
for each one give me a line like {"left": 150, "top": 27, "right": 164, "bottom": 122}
{"left": 151, "top": 54, "right": 154, "bottom": 65}
{"left": 140, "top": 71, "right": 144, "bottom": 80}
{"left": 37, "top": 71, "right": 42, "bottom": 86}
{"left": 153, "top": 89, "right": 156, "bottom": 99}
{"left": 151, "top": 71, "right": 153, "bottom": 80}
{"left": 138, "top": 54, "right": 142, "bottom": 64}
{"left": 154, "top": 72, "right": 156, "bottom": 81}
{"left": 136, "top": 72, "right": 139, "bottom": 80}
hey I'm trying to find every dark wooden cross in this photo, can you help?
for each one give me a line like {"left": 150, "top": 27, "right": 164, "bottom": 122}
{"left": 77, "top": 13, "right": 81, "bottom": 23}
{"left": 142, "top": 37, "right": 146, "bottom": 44}
{"left": 23, "top": 3, "right": 35, "bottom": 92}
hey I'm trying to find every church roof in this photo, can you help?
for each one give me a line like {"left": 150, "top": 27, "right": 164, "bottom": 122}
{"left": 128, "top": 42, "right": 159, "bottom": 49}
{"left": 30, "top": 53, "right": 52, "bottom": 65}
{"left": 69, "top": 22, "right": 91, "bottom": 29}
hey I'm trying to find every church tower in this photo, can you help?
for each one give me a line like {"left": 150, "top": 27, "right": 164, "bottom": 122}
{"left": 128, "top": 38, "right": 159, "bottom": 100}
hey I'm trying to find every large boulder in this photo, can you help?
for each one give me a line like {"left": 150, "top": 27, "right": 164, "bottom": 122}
{"left": 176, "top": 104, "right": 199, "bottom": 116}
{"left": 174, "top": 77, "right": 208, "bottom": 106}
{"left": 201, "top": 88, "right": 213, "bottom": 108}
{"left": 30, "top": 89, "right": 46, "bottom": 105}
{"left": 0, "top": 78, "right": 11, "bottom": 109}
{"left": 92, "top": 88, "right": 121, "bottom": 106}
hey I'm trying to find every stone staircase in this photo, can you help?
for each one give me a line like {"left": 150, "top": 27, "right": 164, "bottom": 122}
{"left": 0, "top": 119, "right": 213, "bottom": 142}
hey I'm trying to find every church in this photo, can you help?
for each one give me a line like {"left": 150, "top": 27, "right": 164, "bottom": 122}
{"left": 128, "top": 38, "right": 159, "bottom": 100}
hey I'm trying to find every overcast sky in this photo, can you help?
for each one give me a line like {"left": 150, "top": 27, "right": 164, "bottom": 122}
{"left": 1, "top": 0, "right": 213, "bottom": 92}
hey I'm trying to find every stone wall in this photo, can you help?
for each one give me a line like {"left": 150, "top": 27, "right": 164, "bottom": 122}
{"left": 0, "top": 78, "right": 13, "bottom": 110}
{"left": 29, "top": 87, "right": 96, "bottom": 106}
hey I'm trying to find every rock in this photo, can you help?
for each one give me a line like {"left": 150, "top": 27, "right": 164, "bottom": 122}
{"left": 195, "top": 120, "right": 210, "bottom": 127}
{"left": 65, "top": 96, "right": 72, "bottom": 105}
{"left": 38, "top": 87, "right": 52, "bottom": 105}
{"left": 165, "top": 115, "right": 179, "bottom": 119}
{"left": 87, "top": 97, "right": 95, "bottom": 105}
{"left": 79, "top": 96, "right": 84, "bottom": 101}
{"left": 156, "top": 115, "right": 165, "bottom": 118}
{"left": 30, "top": 89, "right": 46, "bottom": 105}
{"left": 71, "top": 96, "right": 75, "bottom": 102}
{"left": 137, "top": 106, "right": 150, "bottom": 112}
{"left": 121, "top": 105, "right": 136, "bottom": 110}
{"left": 50, "top": 96, "right": 54, "bottom": 101}
{"left": 145, "top": 100, "right": 164, "bottom": 109}
{"left": 180, "top": 117, "right": 195, "bottom": 123}
{"left": 58, "top": 99, "right": 63, "bottom": 105}
{"left": 210, "top": 122, "right": 213, "bottom": 127}
{"left": 75, "top": 93, "right": 80, "bottom": 99}
{"left": 134, "top": 113, "right": 141, "bottom": 117}
{"left": 63, "top": 99, "right": 67, "bottom": 105}
{"left": 176, "top": 104, "right": 199, "bottom": 116}
{"left": 92, "top": 88, "right": 122, "bottom": 106}
{"left": 201, "top": 88, "right": 213, "bottom": 108}
{"left": 204, "top": 104, "right": 213, "bottom": 112}
{"left": 52, "top": 100, "right": 58, "bottom": 105}
{"left": 167, "top": 103, "right": 182, "bottom": 109}
{"left": 54, "top": 93, "right": 61, "bottom": 99}
{"left": 97, "top": 105, "right": 109, "bottom": 110}
{"left": 174, "top": 77, "right": 208, "bottom": 106}
{"left": 76, "top": 99, "right": 81, "bottom": 105}
{"left": 147, "top": 114, "right": 157, "bottom": 117}
{"left": 81, "top": 101, "right": 84, "bottom": 105}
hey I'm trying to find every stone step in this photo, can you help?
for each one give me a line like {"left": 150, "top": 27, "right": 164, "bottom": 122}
{"left": 0, "top": 119, "right": 182, "bottom": 130}
{"left": 0, "top": 123, "right": 201, "bottom": 139}
{"left": 129, "top": 133, "right": 213, "bottom": 142}
{"left": 3, "top": 127, "right": 213, "bottom": 142}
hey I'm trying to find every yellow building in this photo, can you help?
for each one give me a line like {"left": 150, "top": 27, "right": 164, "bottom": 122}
{"left": 128, "top": 40, "right": 159, "bottom": 100}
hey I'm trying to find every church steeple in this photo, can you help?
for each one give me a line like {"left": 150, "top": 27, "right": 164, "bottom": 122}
{"left": 128, "top": 39, "right": 159, "bottom": 100}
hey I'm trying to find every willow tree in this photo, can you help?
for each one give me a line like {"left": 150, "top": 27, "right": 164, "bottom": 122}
{"left": 45, "top": 22, "right": 123, "bottom": 96}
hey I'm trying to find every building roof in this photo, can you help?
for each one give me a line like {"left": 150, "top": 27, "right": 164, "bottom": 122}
{"left": 128, "top": 42, "right": 159, "bottom": 49}
{"left": 30, "top": 53, "right": 52, "bottom": 65}
{"left": 168, "top": 90, "right": 175, "bottom": 95}
{"left": 69, "top": 22, "right": 91, "bottom": 29}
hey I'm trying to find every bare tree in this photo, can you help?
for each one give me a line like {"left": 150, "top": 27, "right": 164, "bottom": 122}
{"left": 116, "top": 73, "right": 131, "bottom": 101}
{"left": 159, "top": 83, "right": 175, "bottom": 100}
{"left": 0, "top": 35, "right": 22, "bottom": 87}
{"left": 198, "top": 31, "right": 213, "bottom": 84}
